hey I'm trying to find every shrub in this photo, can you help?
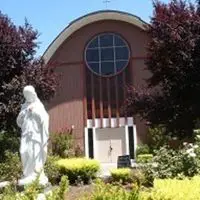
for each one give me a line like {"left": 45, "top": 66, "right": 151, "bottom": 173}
{"left": 46, "top": 176, "right": 69, "bottom": 200}
{"left": 0, "top": 130, "right": 20, "bottom": 162}
{"left": 110, "top": 168, "right": 145, "bottom": 187}
{"left": 0, "top": 151, "right": 22, "bottom": 182}
{"left": 56, "top": 158, "right": 100, "bottom": 184}
{"left": 110, "top": 168, "right": 132, "bottom": 184}
{"left": 81, "top": 179, "right": 140, "bottom": 200}
{"left": 44, "top": 155, "right": 61, "bottom": 185}
{"left": 0, "top": 175, "right": 69, "bottom": 200}
{"left": 137, "top": 154, "right": 153, "bottom": 163}
{"left": 143, "top": 143, "right": 200, "bottom": 185}
{"left": 136, "top": 144, "right": 150, "bottom": 156}
{"left": 141, "top": 176, "right": 200, "bottom": 200}
{"left": 148, "top": 126, "right": 172, "bottom": 151}
{"left": 50, "top": 128, "right": 75, "bottom": 158}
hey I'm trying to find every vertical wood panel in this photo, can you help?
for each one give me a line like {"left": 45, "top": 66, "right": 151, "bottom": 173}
{"left": 91, "top": 73, "right": 96, "bottom": 126}
{"left": 99, "top": 77, "right": 103, "bottom": 127}
{"left": 122, "top": 70, "right": 127, "bottom": 124}
{"left": 107, "top": 78, "right": 111, "bottom": 126}
{"left": 82, "top": 64, "right": 87, "bottom": 126}
{"left": 115, "top": 75, "right": 120, "bottom": 126}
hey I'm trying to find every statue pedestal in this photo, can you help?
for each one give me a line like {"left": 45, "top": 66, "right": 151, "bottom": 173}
{"left": 18, "top": 173, "right": 49, "bottom": 187}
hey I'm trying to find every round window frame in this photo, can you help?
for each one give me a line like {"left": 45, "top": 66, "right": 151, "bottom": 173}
{"left": 84, "top": 32, "right": 131, "bottom": 77}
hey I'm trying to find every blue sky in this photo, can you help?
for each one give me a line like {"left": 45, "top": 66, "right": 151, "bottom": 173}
{"left": 1, "top": 0, "right": 173, "bottom": 56}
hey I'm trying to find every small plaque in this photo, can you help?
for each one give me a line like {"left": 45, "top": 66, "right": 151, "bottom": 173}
{"left": 117, "top": 155, "right": 131, "bottom": 168}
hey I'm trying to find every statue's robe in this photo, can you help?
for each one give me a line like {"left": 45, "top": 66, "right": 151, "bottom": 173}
{"left": 17, "top": 97, "right": 49, "bottom": 185}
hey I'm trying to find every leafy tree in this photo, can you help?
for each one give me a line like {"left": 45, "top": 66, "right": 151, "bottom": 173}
{"left": 125, "top": 0, "right": 200, "bottom": 137}
{"left": 0, "top": 11, "right": 58, "bottom": 133}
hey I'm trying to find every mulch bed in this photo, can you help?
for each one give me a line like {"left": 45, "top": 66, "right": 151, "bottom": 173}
{"left": 65, "top": 184, "right": 94, "bottom": 200}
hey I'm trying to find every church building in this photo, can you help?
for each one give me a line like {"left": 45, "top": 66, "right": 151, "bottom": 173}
{"left": 43, "top": 10, "right": 150, "bottom": 163}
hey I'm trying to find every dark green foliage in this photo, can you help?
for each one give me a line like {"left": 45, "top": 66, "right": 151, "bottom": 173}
{"left": 0, "top": 151, "right": 22, "bottom": 182}
{"left": 0, "top": 130, "right": 20, "bottom": 162}
{"left": 49, "top": 128, "right": 75, "bottom": 158}
{"left": 136, "top": 144, "right": 150, "bottom": 156}
{"left": 148, "top": 126, "right": 172, "bottom": 151}
{"left": 44, "top": 156, "right": 61, "bottom": 185}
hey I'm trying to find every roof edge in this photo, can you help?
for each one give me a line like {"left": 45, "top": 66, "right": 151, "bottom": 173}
{"left": 43, "top": 10, "right": 148, "bottom": 63}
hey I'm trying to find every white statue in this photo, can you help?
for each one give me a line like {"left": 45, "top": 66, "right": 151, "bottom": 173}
{"left": 16, "top": 85, "right": 49, "bottom": 186}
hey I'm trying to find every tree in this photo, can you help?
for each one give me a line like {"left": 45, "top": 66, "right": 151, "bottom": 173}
{"left": 0, "top": 11, "right": 58, "bottom": 133}
{"left": 125, "top": 0, "right": 200, "bottom": 137}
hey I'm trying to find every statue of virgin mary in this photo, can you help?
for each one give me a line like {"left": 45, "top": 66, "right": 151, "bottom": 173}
{"left": 16, "top": 85, "right": 49, "bottom": 186}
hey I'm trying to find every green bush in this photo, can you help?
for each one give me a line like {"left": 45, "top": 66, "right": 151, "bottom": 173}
{"left": 0, "top": 130, "right": 20, "bottom": 162}
{"left": 44, "top": 155, "right": 61, "bottom": 185}
{"left": 0, "top": 151, "right": 22, "bottom": 182}
{"left": 49, "top": 128, "right": 75, "bottom": 158}
{"left": 110, "top": 168, "right": 132, "bottom": 184}
{"left": 0, "top": 175, "right": 69, "bottom": 200}
{"left": 148, "top": 125, "right": 172, "bottom": 151}
{"left": 110, "top": 168, "right": 145, "bottom": 186}
{"left": 143, "top": 142, "right": 200, "bottom": 185}
{"left": 137, "top": 154, "right": 153, "bottom": 163}
{"left": 56, "top": 158, "right": 100, "bottom": 184}
{"left": 81, "top": 179, "right": 140, "bottom": 200}
{"left": 136, "top": 144, "right": 150, "bottom": 156}
{"left": 141, "top": 176, "right": 200, "bottom": 200}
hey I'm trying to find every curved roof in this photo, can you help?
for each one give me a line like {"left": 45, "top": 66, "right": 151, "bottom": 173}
{"left": 43, "top": 10, "right": 148, "bottom": 63}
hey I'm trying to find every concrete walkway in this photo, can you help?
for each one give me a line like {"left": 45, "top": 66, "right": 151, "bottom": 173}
{"left": 98, "top": 163, "right": 117, "bottom": 177}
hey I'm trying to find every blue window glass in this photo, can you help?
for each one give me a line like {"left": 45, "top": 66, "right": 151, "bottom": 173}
{"left": 101, "top": 48, "right": 114, "bottom": 61}
{"left": 88, "top": 37, "right": 98, "bottom": 48}
{"left": 85, "top": 33, "right": 130, "bottom": 76}
{"left": 100, "top": 34, "right": 113, "bottom": 47}
{"left": 115, "top": 47, "right": 129, "bottom": 60}
{"left": 86, "top": 49, "right": 99, "bottom": 62}
{"left": 101, "top": 62, "right": 115, "bottom": 75}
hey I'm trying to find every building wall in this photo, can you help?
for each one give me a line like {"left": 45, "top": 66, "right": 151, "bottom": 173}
{"left": 47, "top": 19, "right": 150, "bottom": 148}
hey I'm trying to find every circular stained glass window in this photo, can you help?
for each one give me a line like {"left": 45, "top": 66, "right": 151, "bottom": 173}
{"left": 85, "top": 33, "right": 130, "bottom": 77}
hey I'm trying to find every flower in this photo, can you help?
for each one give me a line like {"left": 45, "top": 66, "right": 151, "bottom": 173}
{"left": 196, "top": 135, "right": 200, "bottom": 139}
{"left": 186, "top": 148, "right": 194, "bottom": 154}
{"left": 188, "top": 143, "right": 193, "bottom": 148}
{"left": 152, "top": 163, "right": 158, "bottom": 167}
{"left": 193, "top": 145, "right": 199, "bottom": 149}
{"left": 183, "top": 142, "right": 188, "bottom": 146}
{"left": 188, "top": 152, "right": 196, "bottom": 157}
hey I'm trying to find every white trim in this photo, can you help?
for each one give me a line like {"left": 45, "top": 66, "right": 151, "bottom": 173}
{"left": 103, "top": 118, "right": 109, "bottom": 128}
{"left": 133, "top": 124, "right": 137, "bottom": 159}
{"left": 125, "top": 125, "right": 130, "bottom": 155}
{"left": 111, "top": 118, "right": 117, "bottom": 128}
{"left": 127, "top": 117, "right": 133, "bottom": 126}
{"left": 43, "top": 11, "right": 147, "bottom": 63}
{"left": 85, "top": 118, "right": 137, "bottom": 162}
{"left": 84, "top": 127, "right": 89, "bottom": 158}
{"left": 87, "top": 119, "right": 93, "bottom": 128}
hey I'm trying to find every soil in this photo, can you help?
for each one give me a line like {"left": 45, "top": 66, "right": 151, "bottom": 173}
{"left": 65, "top": 184, "right": 94, "bottom": 200}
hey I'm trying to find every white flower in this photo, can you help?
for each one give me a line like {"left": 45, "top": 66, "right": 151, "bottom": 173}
{"left": 188, "top": 152, "right": 196, "bottom": 157}
{"left": 193, "top": 145, "right": 199, "bottom": 149}
{"left": 188, "top": 143, "right": 193, "bottom": 148}
{"left": 196, "top": 135, "right": 200, "bottom": 139}
{"left": 152, "top": 163, "right": 158, "bottom": 167}
{"left": 183, "top": 142, "right": 188, "bottom": 146}
{"left": 186, "top": 148, "right": 194, "bottom": 154}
